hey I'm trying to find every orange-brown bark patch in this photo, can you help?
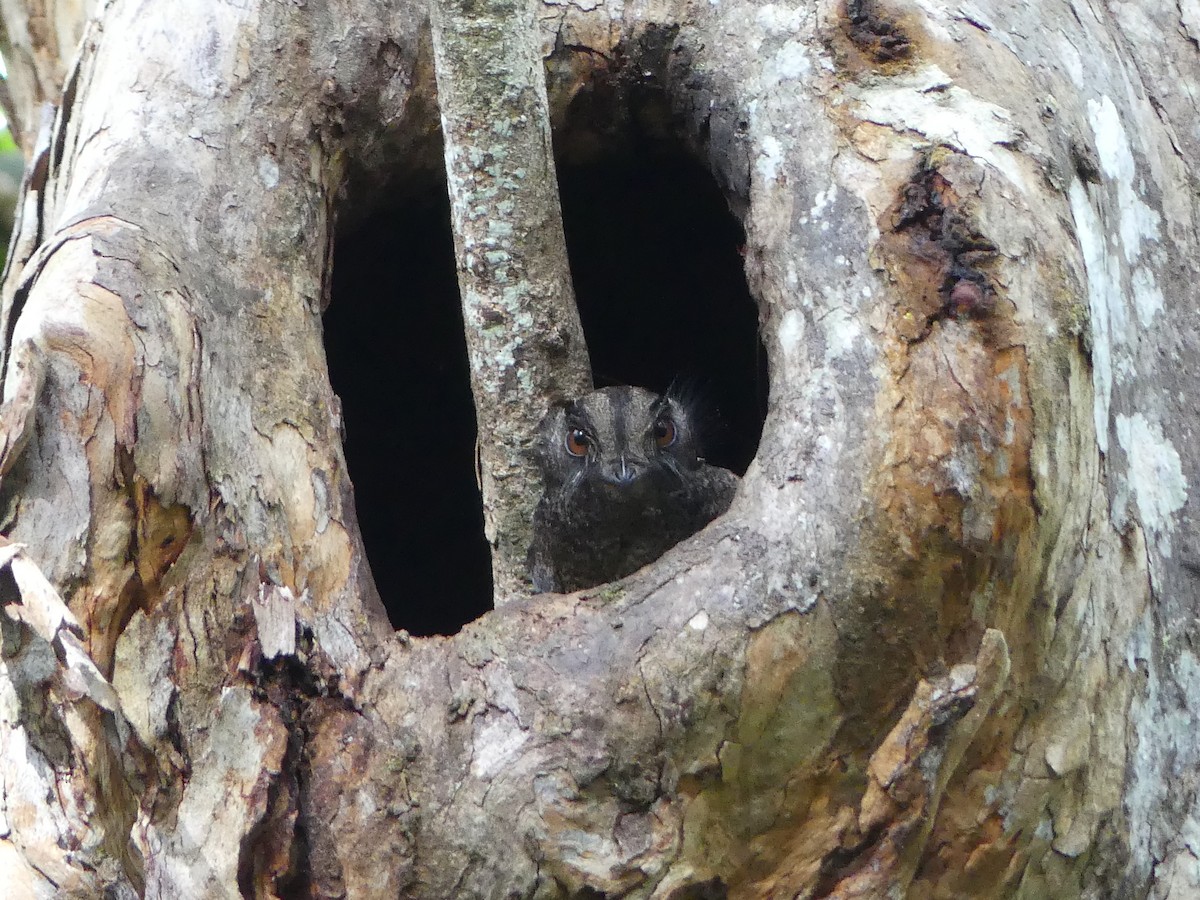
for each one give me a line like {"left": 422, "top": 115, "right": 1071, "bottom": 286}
{"left": 847, "top": 153, "right": 1036, "bottom": 894}
{"left": 82, "top": 474, "right": 192, "bottom": 675}
{"left": 829, "top": 0, "right": 924, "bottom": 75}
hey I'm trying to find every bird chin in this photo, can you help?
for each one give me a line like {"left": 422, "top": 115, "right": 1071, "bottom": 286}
{"left": 599, "top": 479, "right": 660, "bottom": 507}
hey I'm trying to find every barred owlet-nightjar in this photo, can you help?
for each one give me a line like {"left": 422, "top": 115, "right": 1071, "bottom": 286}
{"left": 528, "top": 385, "right": 739, "bottom": 593}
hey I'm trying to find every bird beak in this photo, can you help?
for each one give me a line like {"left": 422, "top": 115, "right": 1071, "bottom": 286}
{"left": 601, "top": 452, "right": 646, "bottom": 486}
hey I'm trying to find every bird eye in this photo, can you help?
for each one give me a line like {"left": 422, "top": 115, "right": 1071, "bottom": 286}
{"left": 565, "top": 428, "right": 590, "bottom": 457}
{"left": 653, "top": 417, "right": 677, "bottom": 448}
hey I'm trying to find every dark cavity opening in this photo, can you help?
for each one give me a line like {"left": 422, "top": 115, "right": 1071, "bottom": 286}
{"left": 327, "top": 47, "right": 763, "bottom": 634}
{"left": 325, "top": 184, "right": 493, "bottom": 637}
{"left": 558, "top": 149, "right": 765, "bottom": 474}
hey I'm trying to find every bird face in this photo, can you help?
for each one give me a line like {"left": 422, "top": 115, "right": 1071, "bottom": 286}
{"left": 529, "top": 384, "right": 739, "bottom": 592}
{"left": 535, "top": 386, "right": 701, "bottom": 496}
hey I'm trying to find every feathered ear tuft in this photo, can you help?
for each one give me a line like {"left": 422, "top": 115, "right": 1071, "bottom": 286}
{"left": 663, "top": 376, "right": 727, "bottom": 463}
{"left": 663, "top": 374, "right": 706, "bottom": 411}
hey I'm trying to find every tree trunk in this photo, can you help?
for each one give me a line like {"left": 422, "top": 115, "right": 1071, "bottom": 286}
{"left": 0, "top": 1, "right": 1197, "bottom": 898}
{"left": 431, "top": 0, "right": 591, "bottom": 601}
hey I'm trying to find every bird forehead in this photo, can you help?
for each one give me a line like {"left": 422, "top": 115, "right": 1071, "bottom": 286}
{"left": 583, "top": 394, "right": 623, "bottom": 445}
{"left": 622, "top": 386, "right": 664, "bottom": 415}
{"left": 594, "top": 388, "right": 660, "bottom": 434}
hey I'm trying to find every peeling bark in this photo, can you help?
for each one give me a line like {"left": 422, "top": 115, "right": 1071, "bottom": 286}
{"left": 0, "top": 0, "right": 94, "bottom": 151}
{"left": 0, "top": 1, "right": 1196, "bottom": 898}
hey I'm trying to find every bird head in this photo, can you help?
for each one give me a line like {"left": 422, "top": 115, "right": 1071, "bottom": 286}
{"left": 534, "top": 385, "right": 703, "bottom": 496}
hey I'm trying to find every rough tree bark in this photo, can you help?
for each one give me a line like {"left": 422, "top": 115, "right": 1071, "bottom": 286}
{"left": 431, "top": 0, "right": 591, "bottom": 600}
{"left": 0, "top": 1, "right": 1197, "bottom": 898}
{"left": 0, "top": 0, "right": 94, "bottom": 147}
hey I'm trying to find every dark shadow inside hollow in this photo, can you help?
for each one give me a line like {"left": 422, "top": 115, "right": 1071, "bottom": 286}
{"left": 558, "top": 150, "right": 766, "bottom": 475}
{"left": 326, "top": 101, "right": 762, "bottom": 634}
{"left": 325, "top": 185, "right": 493, "bottom": 638}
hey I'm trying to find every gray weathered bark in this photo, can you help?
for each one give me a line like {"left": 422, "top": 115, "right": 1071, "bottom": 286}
{"left": 431, "top": 0, "right": 591, "bottom": 601}
{"left": 0, "top": 0, "right": 95, "bottom": 151}
{"left": 0, "top": 1, "right": 1197, "bottom": 898}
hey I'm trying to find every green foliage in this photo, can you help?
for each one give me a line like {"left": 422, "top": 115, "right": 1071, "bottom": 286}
{"left": 0, "top": 128, "right": 19, "bottom": 267}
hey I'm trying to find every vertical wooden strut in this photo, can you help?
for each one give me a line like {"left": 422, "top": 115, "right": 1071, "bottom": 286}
{"left": 430, "top": 0, "right": 592, "bottom": 602}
